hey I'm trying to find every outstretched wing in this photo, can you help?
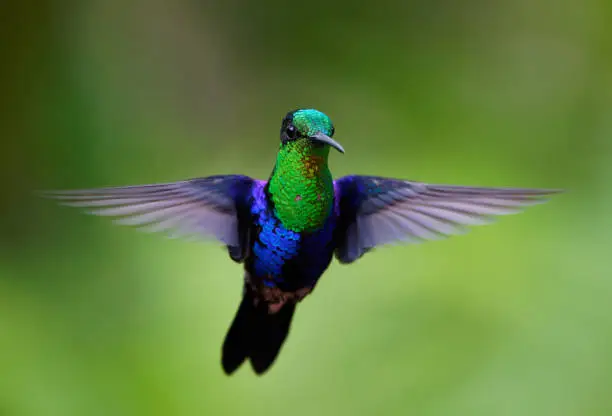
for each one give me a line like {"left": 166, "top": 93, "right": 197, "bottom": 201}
{"left": 334, "top": 175, "right": 561, "bottom": 264}
{"left": 40, "top": 175, "right": 257, "bottom": 261}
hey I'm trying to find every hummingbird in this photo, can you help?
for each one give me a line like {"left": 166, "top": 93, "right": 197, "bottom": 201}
{"left": 41, "top": 109, "right": 560, "bottom": 375}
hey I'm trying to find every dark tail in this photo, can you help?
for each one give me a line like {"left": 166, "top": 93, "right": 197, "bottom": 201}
{"left": 222, "top": 288, "right": 296, "bottom": 375}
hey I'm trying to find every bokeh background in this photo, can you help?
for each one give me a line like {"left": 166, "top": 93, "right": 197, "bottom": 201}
{"left": 2, "top": 1, "right": 610, "bottom": 415}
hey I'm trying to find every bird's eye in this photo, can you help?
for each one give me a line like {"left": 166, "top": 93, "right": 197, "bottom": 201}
{"left": 330, "top": 126, "right": 335, "bottom": 136}
{"left": 286, "top": 125, "right": 298, "bottom": 139}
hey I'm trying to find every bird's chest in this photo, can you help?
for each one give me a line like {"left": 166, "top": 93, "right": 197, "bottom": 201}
{"left": 267, "top": 159, "right": 334, "bottom": 233}
{"left": 249, "top": 204, "right": 336, "bottom": 286}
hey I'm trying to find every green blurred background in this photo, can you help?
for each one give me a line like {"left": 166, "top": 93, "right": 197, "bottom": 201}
{"left": 1, "top": 1, "right": 610, "bottom": 415}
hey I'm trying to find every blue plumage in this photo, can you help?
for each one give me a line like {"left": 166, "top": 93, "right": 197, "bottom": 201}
{"left": 248, "top": 181, "right": 336, "bottom": 290}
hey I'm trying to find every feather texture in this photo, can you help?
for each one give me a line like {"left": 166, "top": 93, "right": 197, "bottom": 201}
{"left": 39, "top": 175, "right": 255, "bottom": 252}
{"left": 334, "top": 175, "right": 562, "bottom": 263}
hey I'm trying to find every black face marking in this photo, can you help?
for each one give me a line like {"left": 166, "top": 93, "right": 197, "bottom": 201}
{"left": 280, "top": 110, "right": 301, "bottom": 144}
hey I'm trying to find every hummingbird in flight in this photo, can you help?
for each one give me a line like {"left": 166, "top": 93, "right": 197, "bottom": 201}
{"left": 42, "top": 109, "right": 560, "bottom": 375}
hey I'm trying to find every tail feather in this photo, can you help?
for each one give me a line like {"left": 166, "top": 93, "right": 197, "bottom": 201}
{"left": 222, "top": 288, "right": 296, "bottom": 375}
{"left": 221, "top": 293, "right": 254, "bottom": 375}
{"left": 249, "top": 302, "right": 295, "bottom": 374}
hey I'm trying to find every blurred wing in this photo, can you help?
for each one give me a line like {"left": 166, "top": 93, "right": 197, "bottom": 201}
{"left": 40, "top": 175, "right": 256, "bottom": 248}
{"left": 334, "top": 175, "right": 562, "bottom": 264}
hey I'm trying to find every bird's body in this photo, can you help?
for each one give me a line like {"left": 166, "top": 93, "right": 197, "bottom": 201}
{"left": 248, "top": 179, "right": 337, "bottom": 294}
{"left": 42, "top": 108, "right": 561, "bottom": 375}
{"left": 250, "top": 111, "right": 338, "bottom": 289}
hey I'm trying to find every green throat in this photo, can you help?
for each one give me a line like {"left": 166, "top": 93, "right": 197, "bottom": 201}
{"left": 267, "top": 139, "right": 335, "bottom": 233}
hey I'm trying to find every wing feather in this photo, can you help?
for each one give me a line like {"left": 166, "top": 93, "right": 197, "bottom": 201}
{"left": 334, "top": 176, "right": 561, "bottom": 263}
{"left": 40, "top": 175, "right": 255, "bottom": 248}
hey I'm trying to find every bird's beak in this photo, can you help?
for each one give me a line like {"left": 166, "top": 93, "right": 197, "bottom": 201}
{"left": 310, "top": 132, "right": 345, "bottom": 154}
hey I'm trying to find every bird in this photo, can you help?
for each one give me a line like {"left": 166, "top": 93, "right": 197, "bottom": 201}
{"left": 41, "top": 108, "right": 561, "bottom": 375}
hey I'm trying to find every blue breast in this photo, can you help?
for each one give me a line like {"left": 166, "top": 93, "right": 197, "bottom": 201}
{"left": 249, "top": 184, "right": 336, "bottom": 288}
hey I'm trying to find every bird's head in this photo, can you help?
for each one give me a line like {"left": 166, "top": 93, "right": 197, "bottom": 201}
{"left": 279, "top": 109, "right": 344, "bottom": 155}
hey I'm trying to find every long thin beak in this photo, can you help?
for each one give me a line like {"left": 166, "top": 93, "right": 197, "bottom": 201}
{"left": 310, "top": 132, "right": 345, "bottom": 154}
